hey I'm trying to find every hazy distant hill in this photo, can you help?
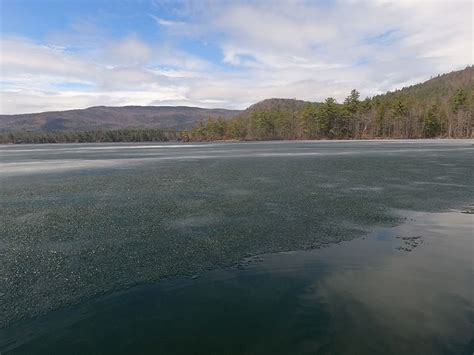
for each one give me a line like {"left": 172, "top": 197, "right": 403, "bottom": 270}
{"left": 0, "top": 106, "right": 241, "bottom": 132}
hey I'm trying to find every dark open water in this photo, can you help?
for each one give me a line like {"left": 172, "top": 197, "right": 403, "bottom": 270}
{"left": 0, "top": 140, "right": 473, "bottom": 354}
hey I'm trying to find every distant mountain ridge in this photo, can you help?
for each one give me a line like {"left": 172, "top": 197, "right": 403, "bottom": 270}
{"left": 0, "top": 106, "right": 242, "bottom": 132}
{"left": 1, "top": 66, "right": 472, "bottom": 138}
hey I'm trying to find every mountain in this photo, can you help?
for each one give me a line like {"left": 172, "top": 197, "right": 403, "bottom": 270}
{"left": 1, "top": 67, "right": 471, "bottom": 141}
{"left": 189, "top": 66, "right": 473, "bottom": 140}
{"left": 0, "top": 106, "right": 241, "bottom": 133}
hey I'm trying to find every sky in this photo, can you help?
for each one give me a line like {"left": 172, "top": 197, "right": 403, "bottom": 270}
{"left": 0, "top": 0, "right": 472, "bottom": 114}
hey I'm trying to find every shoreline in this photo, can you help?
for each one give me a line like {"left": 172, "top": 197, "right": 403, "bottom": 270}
{"left": 1, "top": 136, "right": 473, "bottom": 146}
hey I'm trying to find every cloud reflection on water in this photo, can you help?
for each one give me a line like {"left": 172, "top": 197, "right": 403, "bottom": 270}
{"left": 302, "top": 211, "right": 473, "bottom": 354}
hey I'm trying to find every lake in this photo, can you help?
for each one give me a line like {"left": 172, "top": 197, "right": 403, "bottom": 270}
{"left": 1, "top": 140, "right": 473, "bottom": 354}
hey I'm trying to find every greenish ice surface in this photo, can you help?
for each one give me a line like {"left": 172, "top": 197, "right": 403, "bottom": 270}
{"left": 0, "top": 140, "right": 473, "bottom": 354}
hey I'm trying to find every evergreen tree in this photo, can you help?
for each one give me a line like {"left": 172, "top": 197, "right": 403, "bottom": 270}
{"left": 423, "top": 104, "right": 441, "bottom": 137}
{"left": 341, "top": 89, "right": 360, "bottom": 137}
{"left": 452, "top": 88, "right": 467, "bottom": 113}
{"left": 320, "top": 98, "right": 340, "bottom": 137}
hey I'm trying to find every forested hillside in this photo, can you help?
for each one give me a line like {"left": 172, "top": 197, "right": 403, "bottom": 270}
{"left": 187, "top": 66, "right": 473, "bottom": 140}
{"left": 1, "top": 67, "right": 471, "bottom": 144}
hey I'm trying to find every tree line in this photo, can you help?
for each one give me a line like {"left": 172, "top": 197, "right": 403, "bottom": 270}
{"left": 186, "top": 88, "right": 471, "bottom": 141}
{"left": 186, "top": 67, "right": 472, "bottom": 140}
{"left": 2, "top": 68, "right": 471, "bottom": 144}
{"left": 0, "top": 128, "right": 177, "bottom": 144}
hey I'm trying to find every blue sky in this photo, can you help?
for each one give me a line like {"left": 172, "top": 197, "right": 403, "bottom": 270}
{"left": 0, "top": 0, "right": 472, "bottom": 114}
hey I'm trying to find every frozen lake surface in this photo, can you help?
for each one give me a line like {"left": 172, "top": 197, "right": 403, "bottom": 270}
{"left": 1, "top": 140, "right": 473, "bottom": 354}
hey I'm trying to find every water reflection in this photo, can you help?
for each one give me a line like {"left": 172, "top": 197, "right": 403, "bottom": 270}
{"left": 2, "top": 211, "right": 472, "bottom": 355}
{"left": 304, "top": 212, "right": 474, "bottom": 354}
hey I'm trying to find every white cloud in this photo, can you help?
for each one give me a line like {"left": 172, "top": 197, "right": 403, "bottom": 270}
{"left": 0, "top": 0, "right": 472, "bottom": 114}
{"left": 0, "top": 37, "right": 94, "bottom": 78}
{"left": 108, "top": 36, "right": 152, "bottom": 66}
{"left": 151, "top": 15, "right": 186, "bottom": 28}
{"left": 151, "top": 0, "right": 471, "bottom": 106}
{"left": 0, "top": 88, "right": 191, "bottom": 114}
